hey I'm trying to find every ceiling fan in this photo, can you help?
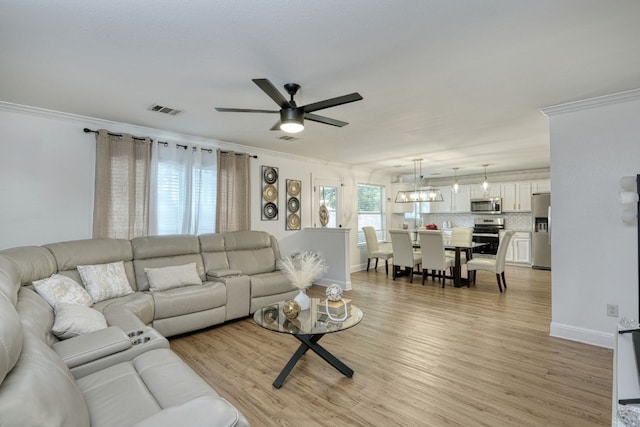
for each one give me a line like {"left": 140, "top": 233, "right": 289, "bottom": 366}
{"left": 215, "top": 78, "right": 363, "bottom": 133}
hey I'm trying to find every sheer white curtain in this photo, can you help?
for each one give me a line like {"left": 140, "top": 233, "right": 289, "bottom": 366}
{"left": 93, "top": 129, "right": 151, "bottom": 239}
{"left": 150, "top": 141, "right": 217, "bottom": 235}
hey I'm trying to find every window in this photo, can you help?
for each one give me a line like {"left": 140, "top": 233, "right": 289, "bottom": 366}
{"left": 151, "top": 142, "right": 217, "bottom": 235}
{"left": 357, "top": 184, "right": 386, "bottom": 244}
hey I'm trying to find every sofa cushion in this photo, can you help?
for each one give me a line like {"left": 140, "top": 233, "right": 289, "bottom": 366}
{"left": 45, "top": 238, "right": 137, "bottom": 290}
{"left": 76, "top": 348, "right": 241, "bottom": 427}
{"left": 0, "top": 294, "right": 22, "bottom": 385}
{"left": 199, "top": 233, "right": 230, "bottom": 274}
{"left": 78, "top": 261, "right": 134, "bottom": 303}
{"left": 131, "top": 235, "right": 201, "bottom": 260}
{"left": 0, "top": 246, "right": 58, "bottom": 286}
{"left": 15, "top": 287, "right": 57, "bottom": 347}
{"left": 93, "top": 292, "right": 155, "bottom": 327}
{"left": 145, "top": 263, "right": 203, "bottom": 291}
{"left": 0, "top": 331, "right": 90, "bottom": 427}
{"left": 52, "top": 303, "right": 108, "bottom": 340}
{"left": 151, "top": 282, "right": 226, "bottom": 320}
{"left": 33, "top": 274, "right": 93, "bottom": 308}
{"left": 0, "top": 255, "right": 22, "bottom": 306}
{"left": 250, "top": 271, "right": 296, "bottom": 298}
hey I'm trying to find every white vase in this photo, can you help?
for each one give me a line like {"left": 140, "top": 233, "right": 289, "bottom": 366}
{"left": 294, "top": 289, "right": 310, "bottom": 311}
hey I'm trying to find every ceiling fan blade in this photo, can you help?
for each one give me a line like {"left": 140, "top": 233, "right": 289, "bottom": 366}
{"left": 252, "top": 78, "right": 291, "bottom": 109}
{"left": 215, "top": 107, "right": 279, "bottom": 113}
{"left": 305, "top": 113, "right": 349, "bottom": 127}
{"left": 269, "top": 120, "right": 282, "bottom": 131}
{"left": 302, "top": 92, "right": 363, "bottom": 113}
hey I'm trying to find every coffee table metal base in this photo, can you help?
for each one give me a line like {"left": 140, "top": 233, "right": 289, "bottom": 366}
{"left": 273, "top": 333, "right": 354, "bottom": 389}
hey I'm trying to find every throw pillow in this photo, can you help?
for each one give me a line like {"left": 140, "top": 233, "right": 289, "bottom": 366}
{"left": 77, "top": 261, "right": 134, "bottom": 303}
{"left": 33, "top": 274, "right": 93, "bottom": 308}
{"left": 145, "top": 262, "right": 203, "bottom": 291}
{"left": 52, "top": 303, "right": 108, "bottom": 339}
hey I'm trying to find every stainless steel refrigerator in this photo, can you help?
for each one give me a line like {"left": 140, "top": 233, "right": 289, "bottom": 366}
{"left": 531, "top": 192, "right": 551, "bottom": 270}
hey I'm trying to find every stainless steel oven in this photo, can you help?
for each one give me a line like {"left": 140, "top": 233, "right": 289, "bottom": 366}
{"left": 472, "top": 217, "right": 504, "bottom": 256}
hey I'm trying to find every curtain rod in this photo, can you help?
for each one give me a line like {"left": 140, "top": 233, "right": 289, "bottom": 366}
{"left": 84, "top": 127, "right": 257, "bottom": 158}
{"left": 83, "top": 127, "right": 148, "bottom": 142}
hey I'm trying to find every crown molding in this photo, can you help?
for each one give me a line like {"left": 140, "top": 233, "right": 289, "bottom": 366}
{"left": 541, "top": 88, "right": 640, "bottom": 117}
{"left": 0, "top": 101, "right": 368, "bottom": 172}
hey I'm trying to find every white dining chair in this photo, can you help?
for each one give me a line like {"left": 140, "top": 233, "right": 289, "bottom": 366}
{"left": 418, "top": 230, "right": 454, "bottom": 287}
{"left": 362, "top": 226, "right": 393, "bottom": 274}
{"left": 446, "top": 227, "right": 473, "bottom": 265}
{"left": 466, "top": 231, "right": 515, "bottom": 292}
{"left": 389, "top": 230, "right": 421, "bottom": 283}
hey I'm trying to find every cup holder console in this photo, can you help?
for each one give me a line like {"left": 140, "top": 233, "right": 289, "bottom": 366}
{"left": 128, "top": 330, "right": 144, "bottom": 338}
{"left": 131, "top": 336, "right": 151, "bottom": 345}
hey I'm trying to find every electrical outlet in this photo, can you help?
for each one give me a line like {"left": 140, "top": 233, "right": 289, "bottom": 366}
{"left": 607, "top": 304, "right": 619, "bottom": 317}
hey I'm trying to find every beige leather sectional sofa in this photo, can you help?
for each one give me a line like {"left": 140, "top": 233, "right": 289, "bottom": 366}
{"left": 0, "top": 230, "right": 299, "bottom": 427}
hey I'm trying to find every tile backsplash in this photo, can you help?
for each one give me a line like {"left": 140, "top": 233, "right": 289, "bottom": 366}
{"left": 398, "top": 212, "right": 532, "bottom": 231}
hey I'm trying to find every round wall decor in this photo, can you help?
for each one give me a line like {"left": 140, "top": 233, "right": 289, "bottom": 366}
{"left": 287, "top": 180, "right": 301, "bottom": 196}
{"left": 287, "top": 197, "right": 300, "bottom": 213}
{"left": 263, "top": 167, "right": 278, "bottom": 184}
{"left": 287, "top": 213, "right": 301, "bottom": 230}
{"left": 263, "top": 184, "right": 277, "bottom": 202}
{"left": 263, "top": 202, "right": 278, "bottom": 219}
{"left": 319, "top": 205, "right": 329, "bottom": 227}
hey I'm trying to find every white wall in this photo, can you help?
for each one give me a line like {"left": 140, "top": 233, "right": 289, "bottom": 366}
{"left": 0, "top": 103, "right": 389, "bottom": 271}
{"left": 545, "top": 89, "right": 640, "bottom": 348}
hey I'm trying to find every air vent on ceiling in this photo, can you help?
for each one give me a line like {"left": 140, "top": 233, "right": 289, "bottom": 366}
{"left": 278, "top": 135, "right": 299, "bottom": 142}
{"left": 148, "top": 104, "right": 184, "bottom": 116}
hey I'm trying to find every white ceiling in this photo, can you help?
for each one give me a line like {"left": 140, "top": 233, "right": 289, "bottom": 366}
{"left": 2, "top": 1, "right": 640, "bottom": 179}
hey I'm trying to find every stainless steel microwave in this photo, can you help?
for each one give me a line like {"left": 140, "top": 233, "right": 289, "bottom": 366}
{"left": 470, "top": 197, "right": 502, "bottom": 214}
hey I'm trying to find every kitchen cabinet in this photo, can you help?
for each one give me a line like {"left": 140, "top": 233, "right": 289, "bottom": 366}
{"left": 532, "top": 179, "right": 551, "bottom": 194}
{"left": 389, "top": 183, "right": 414, "bottom": 214}
{"left": 452, "top": 185, "right": 471, "bottom": 212}
{"left": 470, "top": 184, "right": 501, "bottom": 199}
{"left": 501, "top": 231, "right": 531, "bottom": 264}
{"left": 502, "top": 182, "right": 532, "bottom": 212}
{"left": 429, "top": 185, "right": 470, "bottom": 213}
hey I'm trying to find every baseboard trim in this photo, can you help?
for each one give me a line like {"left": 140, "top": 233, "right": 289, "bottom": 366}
{"left": 550, "top": 322, "right": 614, "bottom": 349}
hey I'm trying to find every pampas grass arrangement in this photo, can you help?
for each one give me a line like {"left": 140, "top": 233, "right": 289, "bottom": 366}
{"left": 278, "top": 251, "right": 328, "bottom": 290}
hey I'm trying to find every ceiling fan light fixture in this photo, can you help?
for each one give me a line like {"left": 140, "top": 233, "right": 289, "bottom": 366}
{"left": 280, "top": 108, "right": 304, "bottom": 133}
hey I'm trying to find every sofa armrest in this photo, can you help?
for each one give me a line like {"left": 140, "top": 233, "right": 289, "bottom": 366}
{"left": 206, "top": 269, "right": 243, "bottom": 279}
{"left": 53, "top": 326, "right": 132, "bottom": 369}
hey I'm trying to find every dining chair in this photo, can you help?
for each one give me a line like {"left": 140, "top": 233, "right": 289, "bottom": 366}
{"left": 418, "top": 230, "right": 454, "bottom": 287}
{"left": 466, "top": 231, "right": 515, "bottom": 292}
{"left": 389, "top": 230, "right": 421, "bottom": 283}
{"left": 362, "top": 226, "right": 393, "bottom": 274}
{"left": 446, "top": 227, "right": 474, "bottom": 265}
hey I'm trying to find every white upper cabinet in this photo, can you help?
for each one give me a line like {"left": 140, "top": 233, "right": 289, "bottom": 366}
{"left": 531, "top": 179, "right": 551, "bottom": 194}
{"left": 502, "top": 182, "right": 532, "bottom": 212}
{"left": 451, "top": 185, "right": 470, "bottom": 212}
{"left": 432, "top": 185, "right": 470, "bottom": 213}
{"left": 470, "top": 183, "right": 501, "bottom": 199}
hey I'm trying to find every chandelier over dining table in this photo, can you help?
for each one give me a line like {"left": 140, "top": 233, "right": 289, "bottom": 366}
{"left": 394, "top": 159, "right": 444, "bottom": 203}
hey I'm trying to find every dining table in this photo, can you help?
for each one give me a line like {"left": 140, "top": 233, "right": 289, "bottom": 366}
{"left": 412, "top": 240, "right": 488, "bottom": 287}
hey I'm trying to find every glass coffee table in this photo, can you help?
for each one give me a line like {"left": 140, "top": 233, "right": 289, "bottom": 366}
{"left": 253, "top": 297, "right": 364, "bottom": 388}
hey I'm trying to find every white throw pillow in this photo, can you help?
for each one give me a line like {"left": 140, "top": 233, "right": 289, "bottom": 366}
{"left": 52, "top": 303, "right": 108, "bottom": 339}
{"left": 32, "top": 274, "right": 93, "bottom": 308}
{"left": 145, "top": 262, "right": 203, "bottom": 291}
{"left": 77, "top": 261, "right": 134, "bottom": 303}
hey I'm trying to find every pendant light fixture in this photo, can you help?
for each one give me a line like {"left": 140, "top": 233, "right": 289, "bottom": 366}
{"left": 452, "top": 167, "right": 460, "bottom": 193}
{"left": 481, "top": 164, "right": 490, "bottom": 193}
{"left": 394, "top": 159, "right": 444, "bottom": 203}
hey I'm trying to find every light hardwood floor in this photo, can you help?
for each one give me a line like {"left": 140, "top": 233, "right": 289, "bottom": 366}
{"left": 171, "top": 266, "right": 613, "bottom": 426}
